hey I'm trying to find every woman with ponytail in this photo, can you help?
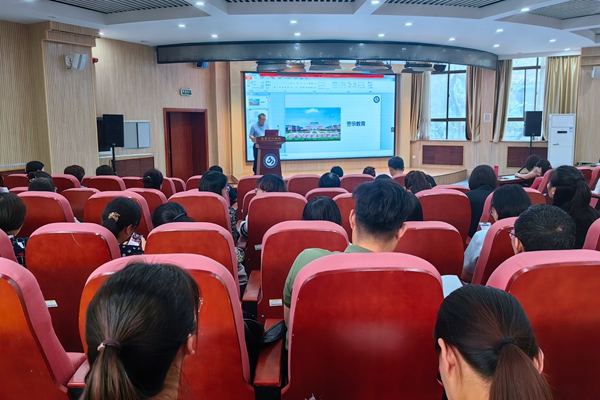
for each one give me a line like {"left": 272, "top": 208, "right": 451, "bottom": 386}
{"left": 142, "top": 168, "right": 164, "bottom": 190}
{"left": 82, "top": 263, "right": 200, "bottom": 400}
{"left": 101, "top": 197, "right": 145, "bottom": 257}
{"left": 547, "top": 165, "right": 600, "bottom": 248}
{"left": 434, "top": 285, "right": 551, "bottom": 400}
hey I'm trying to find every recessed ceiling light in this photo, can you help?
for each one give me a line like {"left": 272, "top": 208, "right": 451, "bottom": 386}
{"left": 405, "top": 22, "right": 412, "bottom": 26}
{"left": 99, "top": 32, "right": 105, "bottom": 35}
{"left": 496, "top": 28, "right": 503, "bottom": 33}
{"left": 371, "top": 0, "right": 380, "bottom": 4}
{"left": 521, "top": 7, "right": 530, "bottom": 12}
{"left": 294, "top": 32, "right": 301, "bottom": 36}
{"left": 178, "top": 24, "right": 185, "bottom": 28}
{"left": 565, "top": 48, "right": 571, "bottom": 51}
{"left": 449, "top": 38, "right": 456, "bottom": 41}
{"left": 140, "top": 40, "right": 148, "bottom": 43}
{"left": 211, "top": 34, "right": 218, "bottom": 38}
{"left": 549, "top": 39, "right": 556, "bottom": 42}
{"left": 378, "top": 33, "right": 385, "bottom": 37}
{"left": 493, "top": 44, "right": 500, "bottom": 48}
{"left": 196, "top": 1, "right": 204, "bottom": 4}
{"left": 290, "top": 20, "right": 297, "bottom": 24}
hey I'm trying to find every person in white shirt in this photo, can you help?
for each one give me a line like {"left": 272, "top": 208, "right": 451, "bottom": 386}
{"left": 249, "top": 113, "right": 268, "bottom": 174}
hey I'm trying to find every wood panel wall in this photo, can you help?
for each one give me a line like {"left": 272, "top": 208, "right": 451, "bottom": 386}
{"left": 576, "top": 47, "right": 600, "bottom": 163}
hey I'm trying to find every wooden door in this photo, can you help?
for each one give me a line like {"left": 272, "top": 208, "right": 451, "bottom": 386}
{"left": 164, "top": 109, "right": 208, "bottom": 181}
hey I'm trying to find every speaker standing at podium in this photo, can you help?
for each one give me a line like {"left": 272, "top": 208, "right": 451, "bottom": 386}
{"left": 249, "top": 113, "right": 268, "bottom": 174}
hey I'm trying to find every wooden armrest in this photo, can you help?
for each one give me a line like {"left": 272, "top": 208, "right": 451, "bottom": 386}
{"left": 68, "top": 359, "right": 89, "bottom": 389}
{"left": 254, "top": 319, "right": 283, "bottom": 387}
{"left": 242, "top": 270, "right": 261, "bottom": 302}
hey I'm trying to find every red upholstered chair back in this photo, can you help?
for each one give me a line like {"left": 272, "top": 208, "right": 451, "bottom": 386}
{"left": 185, "top": 175, "right": 203, "bottom": 191}
{"left": 160, "top": 177, "right": 176, "bottom": 199}
{"left": 487, "top": 250, "right": 600, "bottom": 400}
{"left": 333, "top": 193, "right": 355, "bottom": 239}
{"left": 86, "top": 176, "right": 126, "bottom": 191}
{"left": 81, "top": 176, "right": 91, "bottom": 187}
{"left": 236, "top": 175, "right": 262, "bottom": 219}
{"left": 530, "top": 176, "right": 543, "bottom": 190}
{"left": 471, "top": 217, "right": 517, "bottom": 285}
{"left": 392, "top": 173, "right": 406, "bottom": 186}
{"left": 122, "top": 176, "right": 144, "bottom": 189}
{"left": 9, "top": 186, "right": 28, "bottom": 194}
{"left": 433, "top": 184, "right": 469, "bottom": 193}
{"left": 523, "top": 187, "right": 546, "bottom": 205}
{"left": 51, "top": 174, "right": 80, "bottom": 193}
{"left": 577, "top": 166, "right": 592, "bottom": 184}
{"left": 168, "top": 191, "right": 231, "bottom": 232}
{"left": 79, "top": 254, "right": 254, "bottom": 400}
{"left": 284, "top": 253, "right": 443, "bottom": 400}
{"left": 171, "top": 177, "right": 185, "bottom": 192}
{"left": 287, "top": 174, "right": 320, "bottom": 196}
{"left": 241, "top": 191, "right": 256, "bottom": 219}
{"left": 537, "top": 168, "right": 554, "bottom": 197}
{"left": 145, "top": 222, "right": 239, "bottom": 294}
{"left": 17, "top": 192, "right": 75, "bottom": 238}
{"left": 340, "top": 173, "right": 375, "bottom": 192}
{"left": 0, "top": 232, "right": 18, "bottom": 262}
{"left": 4, "top": 174, "right": 28, "bottom": 189}
{"left": 26, "top": 223, "right": 120, "bottom": 352}
{"left": 589, "top": 166, "right": 600, "bottom": 190}
{"left": 245, "top": 193, "right": 307, "bottom": 272}
{"left": 0, "top": 258, "right": 81, "bottom": 400}
{"left": 62, "top": 188, "right": 99, "bottom": 220}
{"left": 258, "top": 221, "right": 348, "bottom": 322}
{"left": 305, "top": 187, "right": 348, "bottom": 201}
{"left": 394, "top": 221, "right": 464, "bottom": 276}
{"left": 416, "top": 189, "right": 471, "bottom": 244}
{"left": 127, "top": 188, "right": 167, "bottom": 214}
{"left": 84, "top": 191, "right": 153, "bottom": 236}
{"left": 583, "top": 218, "right": 600, "bottom": 250}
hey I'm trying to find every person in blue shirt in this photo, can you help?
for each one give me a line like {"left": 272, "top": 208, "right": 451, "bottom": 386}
{"left": 249, "top": 113, "right": 268, "bottom": 174}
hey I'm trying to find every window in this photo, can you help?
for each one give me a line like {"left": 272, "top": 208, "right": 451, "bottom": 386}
{"left": 504, "top": 57, "right": 545, "bottom": 141}
{"left": 430, "top": 64, "right": 467, "bottom": 140}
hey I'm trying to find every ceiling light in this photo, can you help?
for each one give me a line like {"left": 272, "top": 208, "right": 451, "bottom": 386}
{"left": 211, "top": 34, "right": 218, "bottom": 38}
{"left": 449, "top": 38, "right": 455, "bottom": 41}
{"left": 294, "top": 32, "right": 301, "bottom": 36}
{"left": 290, "top": 20, "right": 297, "bottom": 24}
{"left": 493, "top": 44, "right": 500, "bottom": 48}
{"left": 196, "top": 1, "right": 204, "bottom": 4}
{"left": 178, "top": 24, "right": 185, "bottom": 28}
{"left": 371, "top": 0, "right": 380, "bottom": 4}
{"left": 549, "top": 39, "right": 556, "bottom": 42}
{"left": 521, "top": 7, "right": 530, "bottom": 12}
{"left": 378, "top": 33, "right": 385, "bottom": 37}
{"left": 565, "top": 48, "right": 571, "bottom": 51}
{"left": 496, "top": 28, "right": 503, "bottom": 33}
{"left": 99, "top": 32, "right": 104, "bottom": 35}
{"left": 405, "top": 22, "right": 412, "bottom": 26}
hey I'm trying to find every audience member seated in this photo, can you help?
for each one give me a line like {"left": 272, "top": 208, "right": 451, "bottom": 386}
{"left": 330, "top": 166, "right": 344, "bottom": 177}
{"left": 283, "top": 179, "right": 414, "bottom": 347}
{"left": 0, "top": 193, "right": 27, "bottom": 267}
{"left": 64, "top": 164, "right": 85, "bottom": 184}
{"left": 101, "top": 197, "right": 145, "bottom": 257}
{"left": 547, "top": 165, "right": 600, "bottom": 249}
{"left": 434, "top": 285, "right": 551, "bottom": 400}
{"left": 209, "top": 165, "right": 237, "bottom": 206}
{"left": 466, "top": 165, "right": 497, "bottom": 238}
{"left": 426, "top": 174, "right": 437, "bottom": 188}
{"left": 516, "top": 154, "right": 541, "bottom": 176}
{"left": 462, "top": 184, "right": 532, "bottom": 282}
{"left": 515, "top": 159, "right": 552, "bottom": 181}
{"left": 152, "top": 202, "right": 195, "bottom": 227}
{"left": 239, "top": 174, "right": 287, "bottom": 238}
{"left": 388, "top": 156, "right": 405, "bottom": 176}
{"left": 28, "top": 177, "right": 56, "bottom": 192}
{"left": 511, "top": 204, "right": 576, "bottom": 253}
{"left": 96, "top": 165, "right": 115, "bottom": 176}
{"left": 81, "top": 263, "right": 199, "bottom": 400}
{"left": 27, "top": 170, "right": 52, "bottom": 183}
{"left": 362, "top": 166, "right": 376, "bottom": 177}
{"left": 142, "top": 168, "right": 164, "bottom": 190}
{"left": 302, "top": 196, "right": 342, "bottom": 226}
{"left": 375, "top": 174, "right": 392, "bottom": 181}
{"left": 318, "top": 172, "right": 341, "bottom": 188}
{"left": 25, "top": 160, "right": 44, "bottom": 174}
{"left": 404, "top": 170, "right": 431, "bottom": 194}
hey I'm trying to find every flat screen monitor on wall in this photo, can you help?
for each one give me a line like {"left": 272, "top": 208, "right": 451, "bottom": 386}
{"left": 243, "top": 72, "right": 397, "bottom": 162}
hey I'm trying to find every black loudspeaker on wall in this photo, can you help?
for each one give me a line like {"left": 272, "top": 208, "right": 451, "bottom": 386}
{"left": 523, "top": 111, "right": 543, "bottom": 137}
{"left": 102, "top": 114, "right": 125, "bottom": 147}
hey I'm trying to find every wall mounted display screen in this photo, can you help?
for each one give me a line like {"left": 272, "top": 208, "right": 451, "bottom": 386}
{"left": 244, "top": 72, "right": 396, "bottom": 161}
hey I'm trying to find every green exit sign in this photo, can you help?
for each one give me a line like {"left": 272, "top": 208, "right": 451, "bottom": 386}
{"left": 180, "top": 88, "right": 192, "bottom": 96}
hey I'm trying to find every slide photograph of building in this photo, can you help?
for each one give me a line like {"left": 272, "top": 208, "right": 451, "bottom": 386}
{"left": 285, "top": 107, "right": 341, "bottom": 141}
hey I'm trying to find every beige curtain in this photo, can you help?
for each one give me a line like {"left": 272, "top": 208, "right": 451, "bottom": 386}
{"left": 492, "top": 60, "right": 512, "bottom": 142}
{"left": 543, "top": 56, "right": 580, "bottom": 138}
{"left": 466, "top": 66, "right": 483, "bottom": 141}
{"left": 410, "top": 74, "right": 423, "bottom": 141}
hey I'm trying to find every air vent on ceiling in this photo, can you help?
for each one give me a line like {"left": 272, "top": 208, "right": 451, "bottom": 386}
{"left": 529, "top": 0, "right": 600, "bottom": 20}
{"left": 50, "top": 0, "right": 193, "bottom": 14}
{"left": 226, "top": 0, "right": 354, "bottom": 2}
{"left": 385, "top": 0, "right": 501, "bottom": 7}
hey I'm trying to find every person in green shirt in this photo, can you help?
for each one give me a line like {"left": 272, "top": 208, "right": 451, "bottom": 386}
{"left": 283, "top": 178, "right": 417, "bottom": 344}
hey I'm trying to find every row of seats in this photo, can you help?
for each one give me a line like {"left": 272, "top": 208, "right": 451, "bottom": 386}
{"left": 3, "top": 249, "right": 599, "bottom": 400}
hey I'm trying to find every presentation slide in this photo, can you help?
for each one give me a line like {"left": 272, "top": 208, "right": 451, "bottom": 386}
{"left": 244, "top": 73, "right": 396, "bottom": 161}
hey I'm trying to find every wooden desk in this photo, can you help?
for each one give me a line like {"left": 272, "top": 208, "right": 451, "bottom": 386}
{"left": 497, "top": 175, "right": 524, "bottom": 186}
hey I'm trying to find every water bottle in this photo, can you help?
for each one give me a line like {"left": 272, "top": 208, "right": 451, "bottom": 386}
{"left": 494, "top": 165, "right": 499, "bottom": 178}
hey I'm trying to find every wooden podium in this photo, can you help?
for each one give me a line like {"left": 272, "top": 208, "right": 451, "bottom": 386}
{"left": 256, "top": 130, "right": 286, "bottom": 176}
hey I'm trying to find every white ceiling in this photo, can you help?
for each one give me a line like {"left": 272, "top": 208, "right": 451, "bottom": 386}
{"left": 1, "top": 0, "right": 599, "bottom": 58}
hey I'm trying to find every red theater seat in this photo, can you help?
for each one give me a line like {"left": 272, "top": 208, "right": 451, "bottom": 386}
{"left": 51, "top": 174, "right": 81, "bottom": 193}
{"left": 26, "top": 223, "right": 120, "bottom": 352}
{"left": 287, "top": 174, "right": 320, "bottom": 196}
{"left": 305, "top": 187, "right": 348, "bottom": 201}
{"left": 395, "top": 221, "right": 464, "bottom": 276}
{"left": 3, "top": 173, "right": 28, "bottom": 189}
{"left": 0, "top": 232, "right": 18, "bottom": 262}
{"left": 416, "top": 189, "right": 471, "bottom": 245}
{"left": 185, "top": 175, "right": 203, "bottom": 191}
{"left": 122, "top": 176, "right": 144, "bottom": 189}
{"left": 434, "top": 184, "right": 469, "bottom": 193}
{"left": 530, "top": 176, "right": 542, "bottom": 190}
{"left": 589, "top": 166, "right": 600, "bottom": 191}
{"left": 270, "top": 252, "right": 443, "bottom": 400}
{"left": 340, "top": 173, "right": 374, "bottom": 192}
{"left": 577, "top": 166, "right": 592, "bottom": 184}
{"left": 62, "top": 188, "right": 99, "bottom": 220}
{"left": 244, "top": 193, "right": 306, "bottom": 272}
{"left": 168, "top": 191, "right": 231, "bottom": 231}
{"left": 171, "top": 177, "right": 185, "bottom": 192}
{"left": 79, "top": 254, "right": 255, "bottom": 400}
{"left": 537, "top": 168, "right": 554, "bottom": 199}
{"left": 84, "top": 191, "right": 153, "bottom": 236}
{"left": 241, "top": 191, "right": 256, "bottom": 219}
{"left": 85, "top": 176, "right": 126, "bottom": 191}
{"left": 392, "top": 173, "right": 406, "bottom": 186}
{"left": 127, "top": 187, "right": 167, "bottom": 214}
{"left": 333, "top": 192, "right": 355, "bottom": 239}
{"left": 471, "top": 217, "right": 517, "bottom": 285}
{"left": 160, "top": 177, "right": 176, "bottom": 199}
{"left": 0, "top": 258, "right": 85, "bottom": 400}
{"left": 236, "top": 175, "right": 262, "bottom": 219}
{"left": 583, "top": 218, "right": 600, "bottom": 251}
{"left": 8, "top": 186, "right": 28, "bottom": 194}
{"left": 17, "top": 191, "right": 75, "bottom": 238}
{"left": 480, "top": 187, "right": 546, "bottom": 224}
{"left": 487, "top": 250, "right": 600, "bottom": 400}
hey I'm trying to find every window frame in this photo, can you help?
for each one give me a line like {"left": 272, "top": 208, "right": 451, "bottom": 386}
{"left": 430, "top": 64, "right": 467, "bottom": 141}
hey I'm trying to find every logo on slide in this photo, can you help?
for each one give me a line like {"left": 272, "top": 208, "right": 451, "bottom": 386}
{"left": 373, "top": 96, "right": 381, "bottom": 103}
{"left": 263, "top": 153, "right": 278, "bottom": 169}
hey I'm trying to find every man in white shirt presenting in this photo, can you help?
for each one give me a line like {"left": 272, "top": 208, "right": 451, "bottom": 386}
{"left": 249, "top": 113, "right": 268, "bottom": 174}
